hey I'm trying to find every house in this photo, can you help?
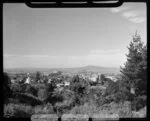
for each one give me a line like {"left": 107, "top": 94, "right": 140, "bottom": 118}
{"left": 131, "top": 88, "right": 135, "bottom": 94}
{"left": 48, "top": 79, "right": 52, "bottom": 83}
{"left": 38, "top": 79, "right": 44, "bottom": 83}
{"left": 56, "top": 83, "right": 64, "bottom": 88}
{"left": 11, "top": 79, "right": 16, "bottom": 83}
{"left": 105, "top": 76, "right": 118, "bottom": 82}
{"left": 25, "top": 77, "right": 30, "bottom": 84}
{"left": 64, "top": 81, "right": 70, "bottom": 86}
{"left": 89, "top": 75, "right": 98, "bottom": 82}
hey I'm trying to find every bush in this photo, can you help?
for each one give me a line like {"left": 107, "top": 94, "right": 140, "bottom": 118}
{"left": 25, "top": 84, "right": 38, "bottom": 97}
{"left": 118, "top": 109, "right": 133, "bottom": 118}
{"left": 131, "top": 95, "right": 147, "bottom": 111}
{"left": 98, "top": 101, "right": 133, "bottom": 117}
{"left": 34, "top": 103, "right": 54, "bottom": 114}
{"left": 4, "top": 103, "right": 34, "bottom": 118}
{"left": 118, "top": 101, "right": 133, "bottom": 118}
{"left": 96, "top": 95, "right": 107, "bottom": 107}
{"left": 10, "top": 83, "right": 21, "bottom": 93}
{"left": 132, "top": 106, "right": 147, "bottom": 118}
{"left": 3, "top": 72, "right": 12, "bottom": 104}
{"left": 69, "top": 75, "right": 90, "bottom": 105}
{"left": 105, "top": 80, "right": 119, "bottom": 96}
{"left": 37, "top": 88, "right": 48, "bottom": 101}
{"left": 69, "top": 103, "right": 98, "bottom": 116}
{"left": 12, "top": 93, "right": 43, "bottom": 106}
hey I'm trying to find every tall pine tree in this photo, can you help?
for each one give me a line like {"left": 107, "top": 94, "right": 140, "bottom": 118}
{"left": 120, "top": 32, "right": 147, "bottom": 98}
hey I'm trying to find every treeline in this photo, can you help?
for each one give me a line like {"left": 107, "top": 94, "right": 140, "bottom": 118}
{"left": 3, "top": 33, "right": 147, "bottom": 118}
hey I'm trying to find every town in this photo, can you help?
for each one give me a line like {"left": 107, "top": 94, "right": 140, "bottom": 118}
{"left": 8, "top": 70, "right": 118, "bottom": 88}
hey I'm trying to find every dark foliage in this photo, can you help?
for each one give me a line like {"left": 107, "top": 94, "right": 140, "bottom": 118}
{"left": 12, "top": 92, "right": 43, "bottom": 106}
{"left": 131, "top": 95, "right": 147, "bottom": 111}
{"left": 120, "top": 33, "right": 147, "bottom": 97}
{"left": 119, "top": 33, "right": 147, "bottom": 106}
{"left": 25, "top": 84, "right": 38, "bottom": 96}
{"left": 3, "top": 72, "right": 12, "bottom": 104}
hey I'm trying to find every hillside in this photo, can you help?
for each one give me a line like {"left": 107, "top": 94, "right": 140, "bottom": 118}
{"left": 4, "top": 65, "right": 120, "bottom": 74}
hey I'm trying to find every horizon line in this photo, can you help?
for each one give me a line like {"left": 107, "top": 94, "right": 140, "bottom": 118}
{"left": 4, "top": 65, "right": 120, "bottom": 69}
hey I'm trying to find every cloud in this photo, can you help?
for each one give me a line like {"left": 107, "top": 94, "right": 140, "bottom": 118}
{"left": 121, "top": 10, "right": 146, "bottom": 23}
{"left": 110, "top": 7, "right": 129, "bottom": 13}
{"left": 129, "top": 17, "right": 146, "bottom": 23}
{"left": 109, "top": 5, "right": 146, "bottom": 24}
{"left": 122, "top": 11, "right": 139, "bottom": 18}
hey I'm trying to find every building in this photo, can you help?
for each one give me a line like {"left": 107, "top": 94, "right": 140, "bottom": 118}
{"left": 11, "top": 79, "right": 16, "bottom": 83}
{"left": 56, "top": 83, "right": 64, "bottom": 88}
{"left": 105, "top": 76, "right": 118, "bottom": 82}
{"left": 130, "top": 88, "right": 135, "bottom": 94}
{"left": 89, "top": 74, "right": 98, "bottom": 82}
{"left": 48, "top": 79, "right": 52, "bottom": 83}
{"left": 64, "top": 81, "right": 70, "bottom": 86}
{"left": 25, "top": 77, "right": 30, "bottom": 84}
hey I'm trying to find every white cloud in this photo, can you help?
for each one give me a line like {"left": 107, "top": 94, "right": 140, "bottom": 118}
{"left": 110, "top": 4, "right": 146, "bottom": 24}
{"left": 110, "top": 8, "right": 120, "bottom": 13}
{"left": 122, "top": 10, "right": 146, "bottom": 18}
{"left": 121, "top": 10, "right": 146, "bottom": 23}
{"left": 110, "top": 6, "right": 129, "bottom": 13}
{"left": 129, "top": 17, "right": 146, "bottom": 23}
{"left": 122, "top": 11, "right": 139, "bottom": 18}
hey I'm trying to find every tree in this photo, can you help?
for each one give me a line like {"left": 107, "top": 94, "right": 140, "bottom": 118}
{"left": 100, "top": 74, "right": 106, "bottom": 81}
{"left": 119, "top": 33, "right": 147, "bottom": 103}
{"left": 105, "top": 80, "right": 119, "bottom": 96}
{"left": 43, "top": 76, "right": 48, "bottom": 84}
{"left": 37, "top": 88, "right": 48, "bottom": 101}
{"left": 35, "top": 71, "right": 42, "bottom": 83}
{"left": 25, "top": 85, "right": 38, "bottom": 96}
{"left": 69, "top": 75, "right": 89, "bottom": 105}
{"left": 70, "top": 75, "right": 89, "bottom": 96}
{"left": 3, "top": 72, "right": 12, "bottom": 103}
{"left": 45, "top": 80, "right": 57, "bottom": 104}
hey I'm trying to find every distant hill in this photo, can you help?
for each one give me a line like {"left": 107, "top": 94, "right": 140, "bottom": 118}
{"left": 4, "top": 65, "right": 120, "bottom": 74}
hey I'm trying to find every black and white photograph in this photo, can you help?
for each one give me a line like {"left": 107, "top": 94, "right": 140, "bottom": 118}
{"left": 3, "top": 1, "right": 147, "bottom": 119}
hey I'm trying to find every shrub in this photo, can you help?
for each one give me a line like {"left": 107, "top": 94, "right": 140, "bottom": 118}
{"left": 4, "top": 104, "right": 15, "bottom": 117}
{"left": 4, "top": 103, "right": 34, "bottom": 118}
{"left": 3, "top": 72, "right": 12, "bottom": 104}
{"left": 69, "top": 103, "right": 98, "bottom": 116}
{"left": 69, "top": 75, "right": 90, "bottom": 105}
{"left": 12, "top": 92, "right": 43, "bottom": 106}
{"left": 37, "top": 88, "right": 48, "bottom": 101}
{"left": 118, "top": 109, "right": 133, "bottom": 118}
{"left": 25, "top": 84, "right": 38, "bottom": 96}
{"left": 132, "top": 106, "right": 147, "bottom": 118}
{"left": 105, "top": 80, "right": 119, "bottom": 96}
{"left": 96, "top": 95, "right": 107, "bottom": 107}
{"left": 34, "top": 103, "right": 54, "bottom": 114}
{"left": 131, "top": 95, "right": 147, "bottom": 111}
{"left": 98, "top": 101, "right": 133, "bottom": 117}
{"left": 118, "top": 101, "right": 133, "bottom": 118}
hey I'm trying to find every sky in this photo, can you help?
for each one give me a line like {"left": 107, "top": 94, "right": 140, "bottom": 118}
{"left": 3, "top": 2, "right": 147, "bottom": 68}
